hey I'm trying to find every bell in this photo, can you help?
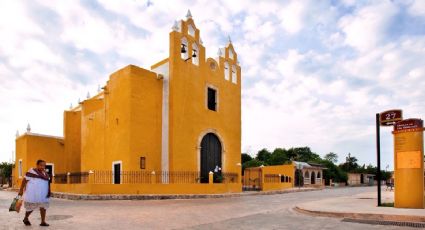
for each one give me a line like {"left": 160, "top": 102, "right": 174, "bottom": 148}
{"left": 181, "top": 44, "right": 187, "bottom": 53}
{"left": 192, "top": 50, "right": 197, "bottom": 58}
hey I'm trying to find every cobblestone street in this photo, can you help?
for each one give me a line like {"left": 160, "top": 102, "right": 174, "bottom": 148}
{"left": 0, "top": 187, "right": 416, "bottom": 229}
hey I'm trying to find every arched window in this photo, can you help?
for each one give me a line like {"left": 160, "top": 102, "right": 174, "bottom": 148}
{"left": 289, "top": 177, "right": 292, "bottom": 183}
{"left": 229, "top": 49, "right": 234, "bottom": 60}
{"left": 224, "top": 62, "right": 230, "bottom": 80}
{"left": 317, "top": 172, "right": 321, "bottom": 178}
{"left": 304, "top": 171, "right": 309, "bottom": 178}
{"left": 192, "top": 43, "right": 199, "bottom": 65}
{"left": 188, "top": 24, "right": 195, "bottom": 37}
{"left": 181, "top": 37, "right": 188, "bottom": 60}
{"left": 231, "top": 65, "right": 237, "bottom": 84}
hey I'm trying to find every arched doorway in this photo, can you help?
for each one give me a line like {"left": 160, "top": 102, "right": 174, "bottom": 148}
{"left": 200, "top": 133, "right": 222, "bottom": 183}
{"left": 311, "top": 171, "right": 316, "bottom": 184}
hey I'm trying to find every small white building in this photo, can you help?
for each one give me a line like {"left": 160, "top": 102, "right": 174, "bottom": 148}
{"left": 293, "top": 161, "right": 326, "bottom": 187}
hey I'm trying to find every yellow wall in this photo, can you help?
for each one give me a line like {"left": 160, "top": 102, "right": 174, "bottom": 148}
{"left": 393, "top": 129, "right": 424, "bottom": 208}
{"left": 243, "top": 164, "right": 295, "bottom": 191}
{"left": 51, "top": 183, "right": 241, "bottom": 195}
{"left": 64, "top": 110, "right": 81, "bottom": 172}
{"left": 13, "top": 134, "right": 64, "bottom": 188}
{"left": 81, "top": 97, "right": 105, "bottom": 171}
{"left": 168, "top": 18, "right": 241, "bottom": 176}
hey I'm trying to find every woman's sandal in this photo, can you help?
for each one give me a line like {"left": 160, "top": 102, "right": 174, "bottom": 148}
{"left": 23, "top": 219, "right": 31, "bottom": 226}
{"left": 40, "top": 222, "right": 50, "bottom": 227}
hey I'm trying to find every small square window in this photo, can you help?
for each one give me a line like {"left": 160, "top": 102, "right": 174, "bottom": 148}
{"left": 140, "top": 157, "right": 146, "bottom": 169}
{"left": 207, "top": 88, "right": 217, "bottom": 111}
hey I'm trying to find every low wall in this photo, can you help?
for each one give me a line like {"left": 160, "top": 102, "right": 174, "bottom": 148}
{"left": 262, "top": 182, "right": 293, "bottom": 192}
{"left": 51, "top": 183, "right": 242, "bottom": 195}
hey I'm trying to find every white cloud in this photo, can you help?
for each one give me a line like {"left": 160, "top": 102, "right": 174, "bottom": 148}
{"left": 338, "top": 1, "right": 398, "bottom": 51}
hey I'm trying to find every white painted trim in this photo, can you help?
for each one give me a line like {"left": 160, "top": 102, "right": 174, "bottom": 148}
{"left": 23, "top": 133, "right": 64, "bottom": 140}
{"left": 197, "top": 130, "right": 226, "bottom": 173}
{"left": 112, "top": 161, "right": 122, "bottom": 184}
{"left": 152, "top": 61, "right": 170, "bottom": 184}
{"left": 18, "top": 159, "right": 23, "bottom": 178}
{"left": 46, "top": 163, "right": 55, "bottom": 176}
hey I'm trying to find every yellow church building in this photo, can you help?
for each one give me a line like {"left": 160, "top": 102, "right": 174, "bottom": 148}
{"left": 13, "top": 11, "right": 242, "bottom": 195}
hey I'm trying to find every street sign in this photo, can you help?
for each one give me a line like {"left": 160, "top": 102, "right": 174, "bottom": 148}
{"left": 394, "top": 118, "right": 423, "bottom": 133}
{"left": 380, "top": 110, "right": 403, "bottom": 126}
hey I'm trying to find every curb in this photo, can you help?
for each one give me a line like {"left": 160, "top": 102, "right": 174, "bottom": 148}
{"left": 50, "top": 188, "right": 322, "bottom": 200}
{"left": 294, "top": 206, "right": 425, "bottom": 223}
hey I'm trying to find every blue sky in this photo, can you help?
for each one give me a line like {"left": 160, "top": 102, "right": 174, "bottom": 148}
{"left": 0, "top": 0, "right": 425, "bottom": 169}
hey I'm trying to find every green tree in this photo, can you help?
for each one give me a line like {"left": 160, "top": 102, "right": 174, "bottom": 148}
{"left": 339, "top": 153, "right": 359, "bottom": 172}
{"left": 317, "top": 159, "right": 348, "bottom": 183}
{"left": 0, "top": 162, "right": 13, "bottom": 185}
{"left": 242, "top": 159, "right": 266, "bottom": 173}
{"left": 287, "top": 147, "right": 321, "bottom": 163}
{"left": 241, "top": 153, "right": 252, "bottom": 164}
{"left": 256, "top": 148, "right": 272, "bottom": 163}
{"left": 268, "top": 148, "right": 290, "bottom": 165}
{"left": 324, "top": 152, "right": 338, "bottom": 163}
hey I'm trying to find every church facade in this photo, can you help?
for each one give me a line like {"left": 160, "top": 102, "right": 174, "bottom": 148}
{"left": 13, "top": 11, "right": 242, "bottom": 194}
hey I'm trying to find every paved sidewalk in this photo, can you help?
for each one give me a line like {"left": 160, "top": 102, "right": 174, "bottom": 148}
{"left": 296, "top": 190, "right": 425, "bottom": 222}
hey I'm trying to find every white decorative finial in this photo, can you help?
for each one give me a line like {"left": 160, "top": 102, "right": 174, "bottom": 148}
{"left": 217, "top": 48, "right": 222, "bottom": 56}
{"left": 97, "top": 85, "right": 101, "bottom": 92}
{"left": 70, "top": 103, "right": 73, "bottom": 109}
{"left": 186, "top": 9, "right": 192, "bottom": 19}
{"left": 26, "top": 123, "right": 31, "bottom": 133}
{"left": 16, "top": 130, "right": 19, "bottom": 137}
{"left": 86, "top": 92, "right": 90, "bottom": 99}
{"left": 200, "top": 38, "right": 203, "bottom": 45}
{"left": 78, "top": 98, "right": 81, "bottom": 104}
{"left": 172, "top": 20, "right": 179, "bottom": 31}
{"left": 228, "top": 35, "right": 232, "bottom": 44}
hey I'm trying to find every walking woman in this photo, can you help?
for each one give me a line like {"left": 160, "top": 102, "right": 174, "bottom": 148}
{"left": 18, "top": 159, "right": 51, "bottom": 227}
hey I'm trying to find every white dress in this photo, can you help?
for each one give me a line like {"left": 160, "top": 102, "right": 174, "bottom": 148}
{"left": 23, "top": 168, "right": 50, "bottom": 211}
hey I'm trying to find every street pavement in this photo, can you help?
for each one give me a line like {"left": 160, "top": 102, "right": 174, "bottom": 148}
{"left": 0, "top": 187, "right": 417, "bottom": 230}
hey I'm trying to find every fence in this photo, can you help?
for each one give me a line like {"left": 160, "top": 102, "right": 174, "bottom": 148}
{"left": 94, "top": 170, "right": 152, "bottom": 184}
{"left": 264, "top": 174, "right": 280, "bottom": 183}
{"left": 222, "top": 172, "right": 239, "bottom": 183}
{"left": 54, "top": 170, "right": 239, "bottom": 185}
{"left": 70, "top": 172, "right": 89, "bottom": 184}
{"left": 54, "top": 174, "right": 68, "bottom": 184}
{"left": 155, "top": 171, "right": 200, "bottom": 184}
{"left": 243, "top": 168, "right": 262, "bottom": 191}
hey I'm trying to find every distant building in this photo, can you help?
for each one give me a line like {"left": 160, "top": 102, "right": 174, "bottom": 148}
{"left": 347, "top": 173, "right": 374, "bottom": 186}
{"left": 293, "top": 161, "right": 325, "bottom": 187}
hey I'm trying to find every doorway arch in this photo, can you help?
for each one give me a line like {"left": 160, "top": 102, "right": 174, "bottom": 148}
{"left": 311, "top": 171, "right": 316, "bottom": 184}
{"left": 200, "top": 133, "right": 222, "bottom": 183}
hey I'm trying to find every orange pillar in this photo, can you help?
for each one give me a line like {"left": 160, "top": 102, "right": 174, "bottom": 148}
{"left": 393, "top": 119, "right": 424, "bottom": 209}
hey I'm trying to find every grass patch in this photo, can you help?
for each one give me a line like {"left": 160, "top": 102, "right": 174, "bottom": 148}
{"left": 380, "top": 202, "right": 394, "bottom": 207}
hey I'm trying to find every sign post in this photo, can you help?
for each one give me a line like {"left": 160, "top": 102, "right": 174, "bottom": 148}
{"left": 376, "top": 113, "right": 382, "bottom": 206}
{"left": 377, "top": 109, "right": 402, "bottom": 207}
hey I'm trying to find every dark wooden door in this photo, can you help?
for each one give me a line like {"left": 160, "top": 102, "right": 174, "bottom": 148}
{"left": 113, "top": 163, "right": 121, "bottom": 184}
{"left": 200, "top": 133, "right": 222, "bottom": 183}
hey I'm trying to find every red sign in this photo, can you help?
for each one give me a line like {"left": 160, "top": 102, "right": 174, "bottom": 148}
{"left": 394, "top": 119, "right": 423, "bottom": 133}
{"left": 380, "top": 110, "right": 403, "bottom": 126}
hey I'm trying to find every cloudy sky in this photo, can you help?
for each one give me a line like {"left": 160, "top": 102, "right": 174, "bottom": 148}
{"left": 1, "top": 0, "right": 424, "bottom": 169}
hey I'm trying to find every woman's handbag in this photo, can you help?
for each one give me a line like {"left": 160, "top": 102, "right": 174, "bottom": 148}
{"left": 8, "top": 195, "right": 23, "bottom": 213}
